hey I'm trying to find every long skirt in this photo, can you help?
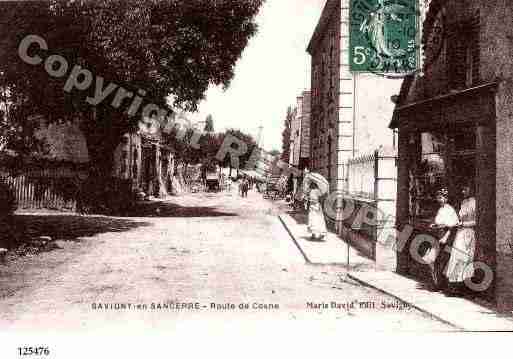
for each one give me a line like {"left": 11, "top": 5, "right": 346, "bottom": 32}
{"left": 445, "top": 228, "right": 476, "bottom": 283}
{"left": 308, "top": 203, "right": 327, "bottom": 238}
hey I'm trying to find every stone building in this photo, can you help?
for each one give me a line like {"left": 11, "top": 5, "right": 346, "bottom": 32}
{"left": 289, "top": 90, "right": 311, "bottom": 170}
{"left": 390, "top": 0, "right": 513, "bottom": 311}
{"left": 34, "top": 117, "right": 89, "bottom": 164}
{"left": 307, "top": 0, "right": 399, "bottom": 193}
{"left": 288, "top": 106, "right": 299, "bottom": 168}
{"left": 113, "top": 116, "right": 175, "bottom": 198}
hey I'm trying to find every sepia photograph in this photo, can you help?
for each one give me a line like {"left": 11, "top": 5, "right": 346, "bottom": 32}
{"left": 0, "top": 0, "right": 512, "bottom": 356}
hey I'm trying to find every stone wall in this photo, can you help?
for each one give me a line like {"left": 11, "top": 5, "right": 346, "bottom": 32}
{"left": 309, "top": 0, "right": 341, "bottom": 190}
{"left": 478, "top": 0, "right": 513, "bottom": 312}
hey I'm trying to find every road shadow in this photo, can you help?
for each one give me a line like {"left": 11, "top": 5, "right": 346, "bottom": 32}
{"left": 0, "top": 213, "right": 151, "bottom": 301}
{"left": 122, "top": 200, "right": 239, "bottom": 218}
{"left": 285, "top": 209, "right": 308, "bottom": 226}
{"left": 408, "top": 272, "right": 498, "bottom": 312}
{"left": 303, "top": 236, "right": 326, "bottom": 243}
{"left": 1, "top": 214, "right": 151, "bottom": 249}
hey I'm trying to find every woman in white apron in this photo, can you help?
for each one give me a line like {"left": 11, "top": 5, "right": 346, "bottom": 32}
{"left": 307, "top": 182, "right": 327, "bottom": 240}
{"left": 445, "top": 185, "right": 476, "bottom": 295}
{"left": 425, "top": 188, "right": 459, "bottom": 290}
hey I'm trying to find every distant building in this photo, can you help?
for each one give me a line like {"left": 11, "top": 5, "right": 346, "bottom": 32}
{"left": 286, "top": 91, "right": 312, "bottom": 196}
{"left": 34, "top": 117, "right": 89, "bottom": 164}
{"left": 113, "top": 115, "right": 175, "bottom": 198}
{"left": 288, "top": 107, "right": 299, "bottom": 167}
{"left": 289, "top": 91, "right": 311, "bottom": 171}
{"left": 255, "top": 150, "right": 281, "bottom": 179}
{"left": 299, "top": 91, "right": 312, "bottom": 166}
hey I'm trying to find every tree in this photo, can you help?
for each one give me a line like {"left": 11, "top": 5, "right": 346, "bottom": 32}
{"left": 218, "top": 128, "right": 257, "bottom": 178}
{"left": 0, "top": 0, "right": 264, "bottom": 178}
{"left": 281, "top": 106, "right": 293, "bottom": 163}
{"left": 269, "top": 149, "right": 280, "bottom": 157}
{"left": 204, "top": 114, "right": 214, "bottom": 132}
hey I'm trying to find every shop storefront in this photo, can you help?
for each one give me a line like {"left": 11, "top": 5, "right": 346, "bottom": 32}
{"left": 392, "top": 84, "right": 497, "bottom": 301}
{"left": 391, "top": 0, "right": 513, "bottom": 311}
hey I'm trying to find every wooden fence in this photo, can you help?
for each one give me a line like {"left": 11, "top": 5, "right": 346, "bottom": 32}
{"left": 0, "top": 165, "right": 88, "bottom": 212}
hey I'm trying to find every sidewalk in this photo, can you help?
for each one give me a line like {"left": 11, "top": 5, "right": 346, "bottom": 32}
{"left": 279, "top": 210, "right": 513, "bottom": 331}
{"left": 348, "top": 271, "right": 513, "bottom": 331}
{"left": 278, "top": 212, "right": 372, "bottom": 268}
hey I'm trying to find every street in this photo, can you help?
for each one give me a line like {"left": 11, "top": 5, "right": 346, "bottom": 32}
{"left": 0, "top": 188, "right": 453, "bottom": 332}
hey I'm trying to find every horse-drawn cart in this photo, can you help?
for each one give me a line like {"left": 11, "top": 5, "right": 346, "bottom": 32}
{"left": 205, "top": 173, "right": 220, "bottom": 192}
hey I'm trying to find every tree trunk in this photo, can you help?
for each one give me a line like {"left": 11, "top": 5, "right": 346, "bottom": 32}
{"left": 80, "top": 108, "right": 125, "bottom": 213}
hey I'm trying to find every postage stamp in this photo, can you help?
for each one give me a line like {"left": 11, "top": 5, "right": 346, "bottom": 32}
{"left": 350, "top": 0, "right": 420, "bottom": 77}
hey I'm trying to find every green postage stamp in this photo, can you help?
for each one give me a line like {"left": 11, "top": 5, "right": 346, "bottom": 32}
{"left": 349, "top": 0, "right": 420, "bottom": 76}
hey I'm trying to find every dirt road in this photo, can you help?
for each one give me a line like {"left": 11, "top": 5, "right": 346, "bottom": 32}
{"left": 0, "top": 188, "right": 453, "bottom": 332}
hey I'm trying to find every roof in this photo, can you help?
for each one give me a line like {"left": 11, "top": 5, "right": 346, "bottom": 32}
{"left": 307, "top": 0, "right": 339, "bottom": 54}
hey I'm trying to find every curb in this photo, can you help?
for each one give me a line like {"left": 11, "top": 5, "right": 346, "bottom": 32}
{"left": 347, "top": 273, "right": 463, "bottom": 330}
{"left": 278, "top": 214, "right": 311, "bottom": 263}
{"left": 279, "top": 212, "right": 471, "bottom": 330}
{"left": 278, "top": 207, "right": 512, "bottom": 331}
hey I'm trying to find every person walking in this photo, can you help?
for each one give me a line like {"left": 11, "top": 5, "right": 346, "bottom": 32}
{"left": 445, "top": 184, "right": 477, "bottom": 296}
{"left": 307, "top": 182, "right": 327, "bottom": 240}
{"left": 242, "top": 178, "right": 249, "bottom": 198}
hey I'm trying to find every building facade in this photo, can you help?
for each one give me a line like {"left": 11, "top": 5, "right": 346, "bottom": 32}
{"left": 113, "top": 116, "right": 175, "bottom": 198}
{"left": 391, "top": 0, "right": 513, "bottom": 311}
{"left": 289, "top": 90, "right": 312, "bottom": 170}
{"left": 298, "top": 91, "right": 312, "bottom": 169}
{"left": 307, "top": 0, "right": 399, "bottom": 193}
{"left": 288, "top": 106, "right": 299, "bottom": 167}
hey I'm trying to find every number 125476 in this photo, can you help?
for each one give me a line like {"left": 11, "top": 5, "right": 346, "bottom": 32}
{"left": 18, "top": 347, "right": 50, "bottom": 356}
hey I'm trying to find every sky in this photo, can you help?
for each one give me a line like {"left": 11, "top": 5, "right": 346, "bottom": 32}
{"left": 188, "top": 0, "right": 405, "bottom": 153}
{"left": 188, "top": 0, "right": 327, "bottom": 151}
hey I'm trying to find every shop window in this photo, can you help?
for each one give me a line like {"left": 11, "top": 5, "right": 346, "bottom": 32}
{"left": 409, "top": 128, "right": 476, "bottom": 222}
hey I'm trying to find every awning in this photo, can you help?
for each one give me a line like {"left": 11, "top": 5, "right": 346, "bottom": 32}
{"left": 390, "top": 82, "right": 498, "bottom": 130}
{"left": 240, "top": 170, "right": 266, "bottom": 180}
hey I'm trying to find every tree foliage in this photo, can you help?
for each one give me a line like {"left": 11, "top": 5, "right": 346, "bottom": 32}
{"left": 281, "top": 106, "right": 293, "bottom": 163}
{"left": 165, "top": 122, "right": 256, "bottom": 176}
{"left": 0, "top": 0, "right": 264, "bottom": 166}
{"left": 219, "top": 128, "right": 257, "bottom": 173}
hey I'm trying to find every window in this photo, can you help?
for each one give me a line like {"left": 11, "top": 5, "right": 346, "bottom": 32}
{"left": 448, "top": 24, "right": 479, "bottom": 90}
{"left": 409, "top": 128, "right": 476, "bottom": 222}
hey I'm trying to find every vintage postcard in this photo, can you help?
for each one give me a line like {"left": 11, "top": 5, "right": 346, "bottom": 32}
{"left": 1, "top": 0, "right": 512, "bottom": 356}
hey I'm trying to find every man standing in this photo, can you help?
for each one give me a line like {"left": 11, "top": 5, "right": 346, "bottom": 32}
{"left": 242, "top": 178, "right": 249, "bottom": 198}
